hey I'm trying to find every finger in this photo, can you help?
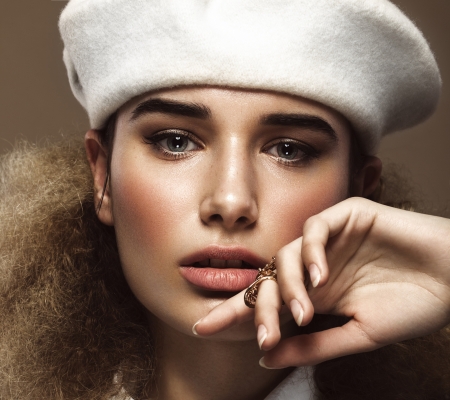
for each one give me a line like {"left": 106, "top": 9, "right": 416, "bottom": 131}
{"left": 313, "top": 198, "right": 375, "bottom": 236}
{"left": 193, "top": 290, "right": 253, "bottom": 336}
{"left": 276, "top": 239, "right": 314, "bottom": 326}
{"left": 301, "top": 198, "right": 378, "bottom": 287}
{"left": 261, "top": 319, "right": 380, "bottom": 368}
{"left": 254, "top": 279, "right": 282, "bottom": 350}
{"left": 301, "top": 216, "right": 331, "bottom": 288}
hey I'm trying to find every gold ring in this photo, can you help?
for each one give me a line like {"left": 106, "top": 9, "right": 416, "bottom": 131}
{"left": 244, "top": 257, "right": 277, "bottom": 308}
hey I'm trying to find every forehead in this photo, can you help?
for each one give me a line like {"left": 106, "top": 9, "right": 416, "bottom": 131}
{"left": 118, "top": 86, "right": 352, "bottom": 134}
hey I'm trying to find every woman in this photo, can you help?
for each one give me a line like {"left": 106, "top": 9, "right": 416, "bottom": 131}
{"left": 1, "top": 0, "right": 449, "bottom": 399}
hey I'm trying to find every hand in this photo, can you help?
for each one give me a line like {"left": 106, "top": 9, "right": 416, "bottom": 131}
{"left": 193, "top": 198, "right": 450, "bottom": 368}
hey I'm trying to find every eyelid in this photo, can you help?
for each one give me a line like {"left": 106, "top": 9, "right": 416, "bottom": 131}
{"left": 262, "top": 138, "right": 317, "bottom": 153}
{"left": 262, "top": 138, "right": 319, "bottom": 165}
{"left": 143, "top": 128, "right": 203, "bottom": 146}
{"left": 142, "top": 128, "right": 204, "bottom": 160}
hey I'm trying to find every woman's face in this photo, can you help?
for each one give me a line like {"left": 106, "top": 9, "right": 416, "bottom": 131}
{"left": 92, "top": 87, "right": 356, "bottom": 340}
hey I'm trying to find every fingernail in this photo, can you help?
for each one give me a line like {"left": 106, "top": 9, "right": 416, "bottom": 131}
{"left": 309, "top": 263, "right": 321, "bottom": 288}
{"left": 192, "top": 319, "right": 202, "bottom": 336}
{"left": 290, "top": 299, "right": 304, "bottom": 326}
{"left": 257, "top": 324, "right": 268, "bottom": 350}
{"left": 259, "top": 357, "right": 278, "bottom": 369}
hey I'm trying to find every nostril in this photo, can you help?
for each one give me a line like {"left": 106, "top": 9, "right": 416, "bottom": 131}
{"left": 236, "top": 216, "right": 249, "bottom": 225}
{"left": 199, "top": 196, "right": 258, "bottom": 229}
{"left": 209, "top": 214, "right": 223, "bottom": 223}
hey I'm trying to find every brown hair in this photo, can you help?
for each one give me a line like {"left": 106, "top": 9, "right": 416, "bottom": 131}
{"left": 0, "top": 139, "right": 449, "bottom": 399}
{"left": 0, "top": 141, "right": 154, "bottom": 399}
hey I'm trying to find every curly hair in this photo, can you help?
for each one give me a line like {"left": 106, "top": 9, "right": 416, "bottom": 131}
{"left": 0, "top": 140, "right": 449, "bottom": 399}
{"left": 0, "top": 141, "right": 154, "bottom": 400}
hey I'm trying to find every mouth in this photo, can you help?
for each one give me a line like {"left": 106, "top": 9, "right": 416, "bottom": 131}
{"left": 180, "top": 245, "right": 266, "bottom": 269}
{"left": 179, "top": 246, "right": 266, "bottom": 292}
{"left": 192, "top": 259, "right": 255, "bottom": 269}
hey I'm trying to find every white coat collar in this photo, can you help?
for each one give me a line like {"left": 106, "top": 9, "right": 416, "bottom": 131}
{"left": 265, "top": 367, "right": 314, "bottom": 400}
{"left": 115, "top": 367, "right": 314, "bottom": 400}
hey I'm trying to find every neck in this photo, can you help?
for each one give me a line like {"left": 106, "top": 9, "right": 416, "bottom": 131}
{"left": 149, "top": 322, "right": 294, "bottom": 400}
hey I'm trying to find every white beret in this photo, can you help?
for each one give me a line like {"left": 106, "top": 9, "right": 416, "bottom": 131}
{"left": 59, "top": 0, "right": 441, "bottom": 154}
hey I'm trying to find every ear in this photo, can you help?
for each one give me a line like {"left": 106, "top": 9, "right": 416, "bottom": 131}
{"left": 352, "top": 156, "right": 382, "bottom": 198}
{"left": 85, "top": 130, "right": 114, "bottom": 226}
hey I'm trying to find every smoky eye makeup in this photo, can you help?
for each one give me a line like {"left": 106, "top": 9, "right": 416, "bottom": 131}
{"left": 262, "top": 138, "right": 321, "bottom": 166}
{"left": 142, "top": 129, "right": 204, "bottom": 160}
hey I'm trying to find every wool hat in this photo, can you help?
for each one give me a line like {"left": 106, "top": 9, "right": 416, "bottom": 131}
{"left": 59, "top": 0, "right": 441, "bottom": 154}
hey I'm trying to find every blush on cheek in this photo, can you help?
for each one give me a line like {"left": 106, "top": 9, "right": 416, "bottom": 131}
{"left": 107, "top": 163, "right": 200, "bottom": 310}
{"left": 263, "top": 169, "right": 349, "bottom": 244}
{"left": 111, "top": 170, "right": 195, "bottom": 251}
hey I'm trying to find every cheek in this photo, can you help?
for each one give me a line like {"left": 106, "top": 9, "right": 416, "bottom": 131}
{"left": 107, "top": 151, "right": 198, "bottom": 299}
{"left": 111, "top": 160, "right": 198, "bottom": 252}
{"left": 108, "top": 154, "right": 207, "bottom": 324}
{"left": 261, "top": 162, "right": 349, "bottom": 245}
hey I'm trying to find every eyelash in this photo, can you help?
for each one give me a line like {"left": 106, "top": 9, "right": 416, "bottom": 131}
{"left": 143, "top": 129, "right": 202, "bottom": 160}
{"left": 263, "top": 139, "right": 320, "bottom": 166}
{"left": 143, "top": 130, "right": 320, "bottom": 165}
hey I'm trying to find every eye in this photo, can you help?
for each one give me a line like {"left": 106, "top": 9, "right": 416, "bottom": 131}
{"left": 143, "top": 129, "right": 202, "bottom": 159}
{"left": 264, "top": 139, "right": 319, "bottom": 165}
{"left": 276, "top": 143, "right": 299, "bottom": 160}
{"left": 159, "top": 134, "right": 197, "bottom": 152}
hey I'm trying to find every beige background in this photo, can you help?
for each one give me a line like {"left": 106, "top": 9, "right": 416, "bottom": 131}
{"left": 0, "top": 1, "right": 449, "bottom": 212}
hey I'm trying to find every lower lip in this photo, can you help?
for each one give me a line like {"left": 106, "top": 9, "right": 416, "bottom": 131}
{"left": 179, "top": 267, "right": 258, "bottom": 291}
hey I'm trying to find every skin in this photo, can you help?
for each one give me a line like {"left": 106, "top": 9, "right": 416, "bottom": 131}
{"left": 197, "top": 199, "right": 450, "bottom": 369}
{"left": 85, "top": 86, "right": 382, "bottom": 399}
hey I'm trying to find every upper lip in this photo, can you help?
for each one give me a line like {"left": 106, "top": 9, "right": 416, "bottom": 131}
{"left": 179, "top": 245, "right": 267, "bottom": 269}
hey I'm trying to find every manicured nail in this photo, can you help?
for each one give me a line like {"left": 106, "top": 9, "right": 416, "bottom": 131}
{"left": 192, "top": 319, "right": 202, "bottom": 336}
{"left": 257, "top": 324, "right": 268, "bottom": 350}
{"left": 309, "top": 263, "right": 321, "bottom": 288}
{"left": 259, "top": 357, "right": 278, "bottom": 369}
{"left": 290, "top": 299, "right": 304, "bottom": 326}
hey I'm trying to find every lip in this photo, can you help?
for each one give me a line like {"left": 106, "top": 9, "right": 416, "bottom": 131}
{"left": 179, "top": 245, "right": 267, "bottom": 291}
{"left": 179, "top": 245, "right": 267, "bottom": 269}
{"left": 179, "top": 267, "right": 259, "bottom": 291}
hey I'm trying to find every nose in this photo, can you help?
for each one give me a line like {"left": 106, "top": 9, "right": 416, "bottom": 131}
{"left": 199, "top": 149, "right": 258, "bottom": 231}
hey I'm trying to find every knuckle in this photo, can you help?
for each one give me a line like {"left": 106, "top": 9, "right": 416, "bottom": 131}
{"left": 302, "top": 216, "right": 317, "bottom": 232}
{"left": 301, "top": 242, "right": 317, "bottom": 261}
{"left": 303, "top": 214, "right": 325, "bottom": 230}
{"left": 301, "top": 241, "right": 315, "bottom": 252}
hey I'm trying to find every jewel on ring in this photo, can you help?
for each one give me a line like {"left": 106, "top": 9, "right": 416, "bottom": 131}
{"left": 244, "top": 257, "right": 277, "bottom": 308}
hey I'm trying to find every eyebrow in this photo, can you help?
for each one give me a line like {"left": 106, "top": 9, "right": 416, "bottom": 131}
{"left": 261, "top": 113, "right": 338, "bottom": 141}
{"left": 130, "top": 99, "right": 337, "bottom": 141}
{"left": 130, "top": 98, "right": 211, "bottom": 121}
